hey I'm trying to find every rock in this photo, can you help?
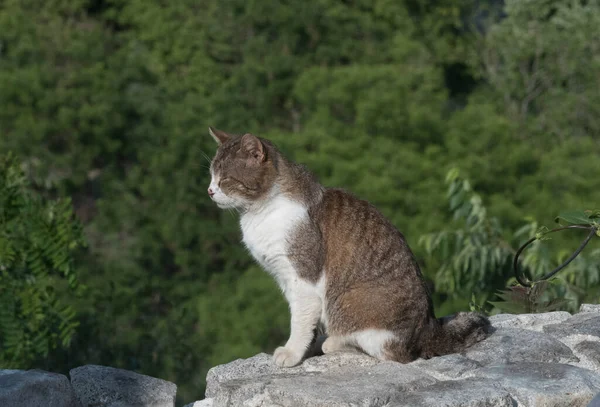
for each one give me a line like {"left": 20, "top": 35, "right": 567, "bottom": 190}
{"left": 544, "top": 313, "right": 600, "bottom": 339}
{"left": 184, "top": 399, "right": 213, "bottom": 407}
{"left": 475, "top": 362, "right": 600, "bottom": 406}
{"left": 589, "top": 391, "right": 600, "bottom": 407}
{"left": 212, "top": 361, "right": 437, "bottom": 407}
{"left": 69, "top": 365, "right": 176, "bottom": 407}
{"left": 574, "top": 341, "right": 600, "bottom": 370}
{"left": 0, "top": 369, "right": 80, "bottom": 407}
{"left": 462, "top": 328, "right": 578, "bottom": 365}
{"left": 409, "top": 354, "right": 482, "bottom": 380}
{"left": 489, "top": 311, "right": 571, "bottom": 331}
{"left": 301, "top": 349, "right": 380, "bottom": 372}
{"left": 205, "top": 351, "right": 378, "bottom": 398}
{"left": 389, "top": 378, "right": 514, "bottom": 407}
{"left": 580, "top": 304, "right": 600, "bottom": 313}
{"left": 201, "top": 309, "right": 600, "bottom": 406}
{"left": 206, "top": 353, "right": 298, "bottom": 398}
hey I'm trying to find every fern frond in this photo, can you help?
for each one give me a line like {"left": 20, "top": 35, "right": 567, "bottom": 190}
{"left": 0, "top": 153, "right": 84, "bottom": 367}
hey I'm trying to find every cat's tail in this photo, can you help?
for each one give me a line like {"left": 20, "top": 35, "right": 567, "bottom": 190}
{"left": 420, "top": 312, "right": 492, "bottom": 358}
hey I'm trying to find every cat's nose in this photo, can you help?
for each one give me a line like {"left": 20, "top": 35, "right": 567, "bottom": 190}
{"left": 208, "top": 187, "right": 215, "bottom": 197}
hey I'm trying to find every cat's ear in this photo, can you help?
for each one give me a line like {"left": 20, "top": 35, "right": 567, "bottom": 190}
{"left": 208, "top": 127, "right": 231, "bottom": 145}
{"left": 240, "top": 133, "right": 265, "bottom": 163}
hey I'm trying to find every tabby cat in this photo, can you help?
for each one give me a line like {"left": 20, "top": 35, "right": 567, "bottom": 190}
{"left": 207, "top": 128, "right": 490, "bottom": 367}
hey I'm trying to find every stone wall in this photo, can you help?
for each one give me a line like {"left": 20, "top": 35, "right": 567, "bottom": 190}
{"left": 0, "top": 364, "right": 176, "bottom": 407}
{"left": 197, "top": 304, "right": 600, "bottom": 407}
{"left": 4, "top": 305, "right": 600, "bottom": 407}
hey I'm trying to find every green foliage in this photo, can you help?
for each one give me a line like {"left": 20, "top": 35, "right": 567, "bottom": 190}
{"left": 555, "top": 210, "right": 600, "bottom": 227}
{"left": 197, "top": 267, "right": 288, "bottom": 367}
{"left": 481, "top": 0, "right": 600, "bottom": 141}
{"left": 0, "top": 0, "right": 599, "bottom": 404}
{"left": 489, "top": 281, "right": 571, "bottom": 314}
{"left": 0, "top": 153, "right": 84, "bottom": 368}
{"left": 422, "top": 169, "right": 600, "bottom": 314}
{"left": 420, "top": 169, "right": 516, "bottom": 308}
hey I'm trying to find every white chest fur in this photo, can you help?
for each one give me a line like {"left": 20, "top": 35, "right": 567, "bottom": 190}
{"left": 240, "top": 196, "right": 307, "bottom": 289}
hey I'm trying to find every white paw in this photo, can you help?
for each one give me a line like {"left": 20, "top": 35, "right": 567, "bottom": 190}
{"left": 273, "top": 346, "right": 303, "bottom": 367}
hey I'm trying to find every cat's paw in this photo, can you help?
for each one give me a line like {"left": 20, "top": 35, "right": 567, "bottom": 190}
{"left": 273, "top": 346, "right": 303, "bottom": 367}
{"left": 321, "top": 336, "right": 345, "bottom": 354}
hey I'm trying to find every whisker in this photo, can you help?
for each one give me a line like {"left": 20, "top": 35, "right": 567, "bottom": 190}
{"left": 199, "top": 150, "right": 212, "bottom": 164}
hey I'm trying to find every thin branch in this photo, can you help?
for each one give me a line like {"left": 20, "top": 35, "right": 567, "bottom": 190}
{"left": 514, "top": 225, "right": 598, "bottom": 287}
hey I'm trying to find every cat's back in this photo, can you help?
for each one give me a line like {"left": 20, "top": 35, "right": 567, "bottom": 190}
{"left": 316, "top": 188, "right": 402, "bottom": 240}
{"left": 315, "top": 187, "right": 418, "bottom": 279}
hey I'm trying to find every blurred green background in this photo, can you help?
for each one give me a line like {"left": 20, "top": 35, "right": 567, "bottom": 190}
{"left": 1, "top": 0, "right": 600, "bottom": 404}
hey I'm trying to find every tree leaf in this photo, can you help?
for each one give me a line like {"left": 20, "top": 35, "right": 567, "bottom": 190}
{"left": 530, "top": 281, "right": 549, "bottom": 300}
{"left": 555, "top": 210, "right": 593, "bottom": 225}
{"left": 541, "top": 298, "right": 571, "bottom": 312}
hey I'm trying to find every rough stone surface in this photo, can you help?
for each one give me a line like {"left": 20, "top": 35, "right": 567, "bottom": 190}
{"left": 205, "top": 351, "right": 379, "bottom": 399}
{"left": 489, "top": 311, "right": 571, "bottom": 331}
{"left": 390, "top": 378, "right": 514, "bottom": 407}
{"left": 218, "top": 362, "right": 436, "bottom": 407}
{"left": 574, "top": 341, "right": 600, "bottom": 370}
{"left": 207, "top": 352, "right": 435, "bottom": 407}
{"left": 192, "top": 305, "right": 600, "bottom": 407}
{"left": 16, "top": 305, "right": 600, "bottom": 406}
{"left": 205, "top": 353, "right": 300, "bottom": 398}
{"left": 580, "top": 304, "right": 600, "bottom": 313}
{"left": 184, "top": 400, "right": 213, "bottom": 407}
{"left": 544, "top": 313, "right": 600, "bottom": 339}
{"left": 589, "top": 392, "right": 600, "bottom": 407}
{"left": 0, "top": 369, "right": 81, "bottom": 407}
{"left": 408, "top": 354, "right": 482, "bottom": 380}
{"left": 462, "top": 327, "right": 578, "bottom": 365}
{"left": 476, "top": 362, "right": 600, "bottom": 406}
{"left": 70, "top": 364, "right": 176, "bottom": 407}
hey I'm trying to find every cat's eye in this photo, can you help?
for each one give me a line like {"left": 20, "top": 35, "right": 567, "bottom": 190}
{"left": 219, "top": 177, "right": 238, "bottom": 188}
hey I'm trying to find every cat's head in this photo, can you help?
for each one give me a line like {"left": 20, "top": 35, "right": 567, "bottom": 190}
{"left": 207, "top": 127, "right": 278, "bottom": 210}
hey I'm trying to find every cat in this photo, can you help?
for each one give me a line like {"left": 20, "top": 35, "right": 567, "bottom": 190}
{"left": 207, "top": 127, "right": 491, "bottom": 368}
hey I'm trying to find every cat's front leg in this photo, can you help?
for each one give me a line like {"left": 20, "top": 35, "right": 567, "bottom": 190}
{"left": 274, "top": 280, "right": 321, "bottom": 367}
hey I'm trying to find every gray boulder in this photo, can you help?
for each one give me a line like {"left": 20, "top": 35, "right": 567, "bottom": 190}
{"left": 390, "top": 378, "right": 514, "bottom": 407}
{"left": 544, "top": 313, "right": 600, "bottom": 339}
{"left": 186, "top": 307, "right": 600, "bottom": 406}
{"left": 70, "top": 365, "right": 176, "bottom": 407}
{"left": 489, "top": 311, "right": 571, "bottom": 331}
{"left": 213, "top": 360, "right": 437, "bottom": 407}
{"left": 184, "top": 400, "right": 213, "bottom": 407}
{"left": 205, "top": 351, "right": 379, "bottom": 398}
{"left": 206, "top": 353, "right": 301, "bottom": 398}
{"left": 408, "top": 354, "right": 482, "bottom": 380}
{"left": 580, "top": 304, "right": 600, "bottom": 314}
{"left": 476, "top": 362, "right": 600, "bottom": 406}
{"left": 462, "top": 327, "right": 578, "bottom": 365}
{"left": 574, "top": 341, "right": 600, "bottom": 370}
{"left": 588, "top": 391, "right": 600, "bottom": 407}
{"left": 0, "top": 369, "right": 80, "bottom": 407}
{"left": 207, "top": 352, "right": 436, "bottom": 406}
